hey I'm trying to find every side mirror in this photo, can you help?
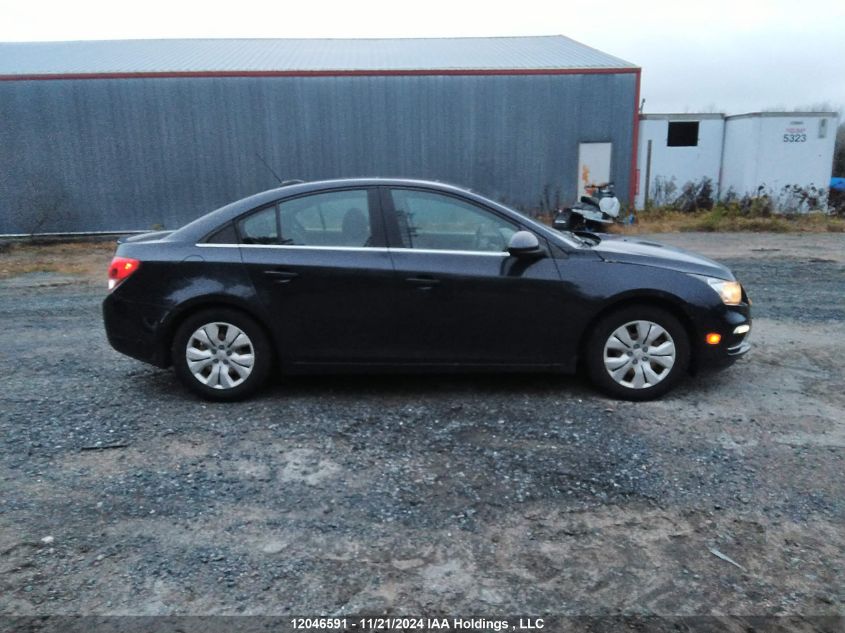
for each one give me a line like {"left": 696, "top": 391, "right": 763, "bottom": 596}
{"left": 507, "top": 231, "right": 544, "bottom": 257}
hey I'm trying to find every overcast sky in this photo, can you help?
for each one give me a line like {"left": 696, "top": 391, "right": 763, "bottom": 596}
{"left": 1, "top": 0, "right": 843, "bottom": 115}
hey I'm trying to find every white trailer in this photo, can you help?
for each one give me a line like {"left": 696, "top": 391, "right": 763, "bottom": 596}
{"left": 721, "top": 112, "right": 838, "bottom": 208}
{"left": 636, "top": 114, "right": 725, "bottom": 209}
{"left": 636, "top": 111, "right": 839, "bottom": 210}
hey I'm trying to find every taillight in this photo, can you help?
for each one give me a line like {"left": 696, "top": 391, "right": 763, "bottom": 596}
{"left": 108, "top": 257, "right": 141, "bottom": 290}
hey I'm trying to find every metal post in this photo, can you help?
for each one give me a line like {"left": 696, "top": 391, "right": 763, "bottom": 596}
{"left": 644, "top": 140, "right": 653, "bottom": 208}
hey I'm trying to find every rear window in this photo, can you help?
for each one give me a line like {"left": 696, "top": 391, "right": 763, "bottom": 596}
{"left": 238, "top": 206, "right": 279, "bottom": 245}
{"left": 205, "top": 222, "right": 238, "bottom": 244}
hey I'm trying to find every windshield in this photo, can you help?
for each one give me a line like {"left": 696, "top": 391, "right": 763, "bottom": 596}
{"left": 524, "top": 215, "right": 597, "bottom": 249}
{"left": 487, "top": 199, "right": 592, "bottom": 249}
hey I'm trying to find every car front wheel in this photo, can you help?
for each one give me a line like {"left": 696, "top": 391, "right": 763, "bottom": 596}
{"left": 586, "top": 305, "right": 690, "bottom": 400}
{"left": 172, "top": 308, "right": 272, "bottom": 401}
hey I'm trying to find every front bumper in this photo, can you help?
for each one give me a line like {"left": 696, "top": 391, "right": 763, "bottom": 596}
{"left": 692, "top": 303, "right": 752, "bottom": 371}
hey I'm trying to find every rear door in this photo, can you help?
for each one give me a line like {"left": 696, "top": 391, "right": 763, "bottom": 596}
{"left": 382, "top": 186, "right": 568, "bottom": 366}
{"left": 237, "top": 187, "right": 398, "bottom": 365}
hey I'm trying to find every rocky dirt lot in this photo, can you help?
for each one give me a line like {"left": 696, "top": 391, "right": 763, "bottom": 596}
{"left": 0, "top": 233, "right": 843, "bottom": 623}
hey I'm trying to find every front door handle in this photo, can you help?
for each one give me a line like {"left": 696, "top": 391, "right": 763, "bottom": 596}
{"left": 263, "top": 269, "right": 299, "bottom": 284}
{"left": 405, "top": 276, "right": 440, "bottom": 289}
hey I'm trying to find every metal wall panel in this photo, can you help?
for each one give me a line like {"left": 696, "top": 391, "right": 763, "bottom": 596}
{"left": 0, "top": 73, "right": 636, "bottom": 233}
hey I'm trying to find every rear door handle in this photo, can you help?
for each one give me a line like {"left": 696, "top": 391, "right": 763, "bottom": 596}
{"left": 405, "top": 276, "right": 440, "bottom": 289}
{"left": 263, "top": 269, "right": 299, "bottom": 284}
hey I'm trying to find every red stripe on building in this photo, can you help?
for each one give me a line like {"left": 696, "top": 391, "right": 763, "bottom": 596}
{"left": 0, "top": 67, "right": 640, "bottom": 81}
{"left": 629, "top": 68, "right": 643, "bottom": 208}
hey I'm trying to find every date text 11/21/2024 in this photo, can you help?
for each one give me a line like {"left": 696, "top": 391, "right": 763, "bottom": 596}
{"left": 290, "top": 617, "right": 546, "bottom": 630}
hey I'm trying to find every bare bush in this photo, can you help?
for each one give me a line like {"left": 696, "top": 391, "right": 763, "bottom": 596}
{"left": 537, "top": 184, "right": 562, "bottom": 216}
{"left": 650, "top": 176, "right": 677, "bottom": 208}
{"left": 828, "top": 189, "right": 845, "bottom": 217}
{"left": 834, "top": 122, "right": 845, "bottom": 178}
{"left": 10, "top": 179, "right": 73, "bottom": 237}
{"left": 674, "top": 178, "right": 715, "bottom": 213}
{"left": 778, "top": 184, "right": 828, "bottom": 214}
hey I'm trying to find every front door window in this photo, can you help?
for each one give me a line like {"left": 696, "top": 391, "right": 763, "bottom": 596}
{"left": 389, "top": 189, "right": 517, "bottom": 253}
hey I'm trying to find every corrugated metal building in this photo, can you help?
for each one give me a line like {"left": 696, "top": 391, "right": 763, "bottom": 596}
{"left": 0, "top": 36, "right": 640, "bottom": 234}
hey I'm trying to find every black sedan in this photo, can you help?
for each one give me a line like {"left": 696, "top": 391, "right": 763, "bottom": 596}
{"left": 103, "top": 178, "right": 751, "bottom": 401}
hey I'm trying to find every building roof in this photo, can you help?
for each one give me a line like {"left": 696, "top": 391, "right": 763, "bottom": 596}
{"left": 640, "top": 112, "right": 838, "bottom": 122}
{"left": 724, "top": 111, "right": 838, "bottom": 120}
{"left": 0, "top": 36, "right": 638, "bottom": 79}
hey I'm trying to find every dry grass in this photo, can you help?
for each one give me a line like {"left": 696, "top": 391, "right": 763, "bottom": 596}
{"left": 619, "top": 209, "right": 845, "bottom": 234}
{"left": 0, "top": 240, "right": 116, "bottom": 280}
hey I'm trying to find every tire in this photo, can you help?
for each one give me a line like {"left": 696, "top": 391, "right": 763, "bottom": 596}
{"left": 171, "top": 307, "right": 273, "bottom": 401}
{"left": 585, "top": 305, "right": 690, "bottom": 401}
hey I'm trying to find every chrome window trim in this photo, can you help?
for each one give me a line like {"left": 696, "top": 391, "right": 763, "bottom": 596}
{"left": 196, "top": 243, "right": 510, "bottom": 257}
{"left": 197, "top": 243, "right": 387, "bottom": 252}
{"left": 390, "top": 247, "right": 508, "bottom": 257}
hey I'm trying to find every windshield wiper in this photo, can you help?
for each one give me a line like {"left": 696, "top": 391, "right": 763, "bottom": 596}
{"left": 572, "top": 230, "right": 602, "bottom": 246}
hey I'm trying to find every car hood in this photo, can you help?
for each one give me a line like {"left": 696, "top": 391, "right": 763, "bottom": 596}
{"left": 591, "top": 234, "right": 735, "bottom": 279}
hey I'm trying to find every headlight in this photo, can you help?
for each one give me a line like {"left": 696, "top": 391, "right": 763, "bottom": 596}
{"left": 693, "top": 276, "right": 743, "bottom": 305}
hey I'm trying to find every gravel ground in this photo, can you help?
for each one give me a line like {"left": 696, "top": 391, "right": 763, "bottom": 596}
{"left": 0, "top": 233, "right": 843, "bottom": 619}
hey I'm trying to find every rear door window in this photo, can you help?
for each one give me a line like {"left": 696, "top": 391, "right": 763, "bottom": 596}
{"left": 237, "top": 190, "right": 376, "bottom": 247}
{"left": 279, "top": 190, "right": 372, "bottom": 247}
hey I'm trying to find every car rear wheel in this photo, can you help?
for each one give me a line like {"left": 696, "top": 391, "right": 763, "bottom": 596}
{"left": 172, "top": 308, "right": 272, "bottom": 401}
{"left": 586, "top": 305, "right": 689, "bottom": 400}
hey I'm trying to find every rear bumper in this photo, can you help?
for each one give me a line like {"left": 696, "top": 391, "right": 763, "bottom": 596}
{"left": 102, "top": 294, "right": 171, "bottom": 368}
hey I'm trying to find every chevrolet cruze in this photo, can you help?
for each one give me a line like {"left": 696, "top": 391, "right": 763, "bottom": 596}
{"left": 103, "top": 179, "right": 751, "bottom": 401}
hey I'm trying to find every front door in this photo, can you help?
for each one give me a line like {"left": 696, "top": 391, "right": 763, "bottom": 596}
{"left": 382, "top": 187, "right": 567, "bottom": 366}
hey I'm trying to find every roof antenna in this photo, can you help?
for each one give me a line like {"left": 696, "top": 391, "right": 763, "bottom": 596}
{"left": 256, "top": 152, "right": 283, "bottom": 185}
